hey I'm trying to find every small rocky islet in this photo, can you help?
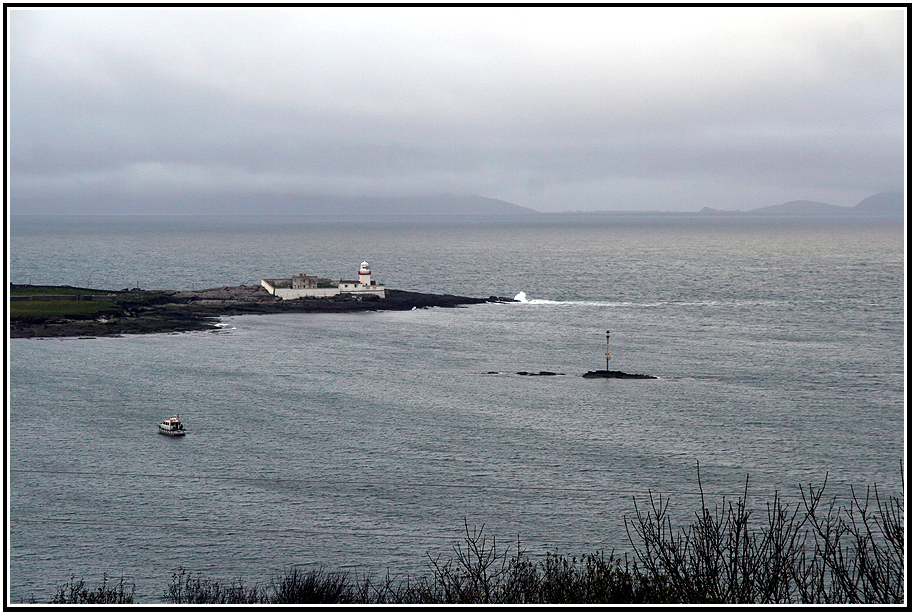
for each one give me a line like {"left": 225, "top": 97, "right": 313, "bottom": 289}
{"left": 485, "top": 370, "right": 657, "bottom": 379}
{"left": 582, "top": 370, "right": 657, "bottom": 379}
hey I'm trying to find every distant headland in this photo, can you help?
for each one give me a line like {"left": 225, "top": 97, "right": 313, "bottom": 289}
{"left": 14, "top": 191, "right": 901, "bottom": 218}
{"left": 558, "top": 191, "right": 903, "bottom": 218}
{"left": 9, "top": 283, "right": 514, "bottom": 339}
{"left": 696, "top": 191, "right": 904, "bottom": 217}
{"left": 319, "top": 190, "right": 902, "bottom": 218}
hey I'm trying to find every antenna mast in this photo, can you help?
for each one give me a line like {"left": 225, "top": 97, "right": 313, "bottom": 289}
{"left": 605, "top": 330, "right": 610, "bottom": 372}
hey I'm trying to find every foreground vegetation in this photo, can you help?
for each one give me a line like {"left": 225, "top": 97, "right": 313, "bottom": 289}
{"left": 37, "top": 466, "right": 904, "bottom": 604}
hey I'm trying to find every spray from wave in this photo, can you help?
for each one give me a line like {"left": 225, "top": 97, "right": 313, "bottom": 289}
{"left": 511, "top": 293, "right": 779, "bottom": 309}
{"left": 512, "top": 291, "right": 563, "bottom": 305}
{"left": 512, "top": 291, "right": 653, "bottom": 307}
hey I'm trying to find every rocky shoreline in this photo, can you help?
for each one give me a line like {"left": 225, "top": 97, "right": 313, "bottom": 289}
{"left": 10, "top": 285, "right": 514, "bottom": 339}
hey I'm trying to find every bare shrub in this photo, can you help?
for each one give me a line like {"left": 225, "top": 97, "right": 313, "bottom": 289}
{"left": 797, "top": 461, "right": 905, "bottom": 603}
{"left": 50, "top": 574, "right": 134, "bottom": 604}
{"left": 625, "top": 462, "right": 904, "bottom": 604}
{"left": 164, "top": 567, "right": 265, "bottom": 603}
{"left": 272, "top": 566, "right": 353, "bottom": 603}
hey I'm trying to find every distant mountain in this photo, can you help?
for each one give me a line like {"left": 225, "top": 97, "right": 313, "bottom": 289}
{"left": 15, "top": 192, "right": 538, "bottom": 216}
{"left": 741, "top": 192, "right": 905, "bottom": 217}
{"left": 747, "top": 200, "right": 850, "bottom": 216}
{"left": 852, "top": 191, "right": 904, "bottom": 216}
{"left": 377, "top": 194, "right": 537, "bottom": 215}
{"left": 292, "top": 194, "right": 538, "bottom": 216}
{"left": 698, "top": 206, "right": 740, "bottom": 216}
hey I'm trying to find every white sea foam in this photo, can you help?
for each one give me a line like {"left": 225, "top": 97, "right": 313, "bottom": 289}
{"left": 513, "top": 291, "right": 564, "bottom": 305}
{"left": 513, "top": 291, "right": 623, "bottom": 307}
{"left": 512, "top": 292, "right": 791, "bottom": 310}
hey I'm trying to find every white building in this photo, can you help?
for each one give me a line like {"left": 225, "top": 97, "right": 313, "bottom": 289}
{"left": 261, "top": 261, "right": 386, "bottom": 300}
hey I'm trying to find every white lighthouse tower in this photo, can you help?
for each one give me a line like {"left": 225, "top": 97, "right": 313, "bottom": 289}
{"left": 358, "top": 261, "right": 372, "bottom": 286}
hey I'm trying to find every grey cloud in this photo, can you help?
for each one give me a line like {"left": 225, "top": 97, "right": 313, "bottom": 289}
{"left": 7, "top": 7, "right": 906, "bottom": 213}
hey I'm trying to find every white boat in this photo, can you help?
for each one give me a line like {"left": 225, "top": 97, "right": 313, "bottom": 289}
{"left": 158, "top": 416, "right": 186, "bottom": 436}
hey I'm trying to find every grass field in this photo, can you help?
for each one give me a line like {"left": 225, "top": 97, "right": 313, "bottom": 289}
{"left": 9, "top": 285, "right": 164, "bottom": 320}
{"left": 9, "top": 286, "right": 111, "bottom": 297}
{"left": 9, "top": 299, "right": 120, "bottom": 319}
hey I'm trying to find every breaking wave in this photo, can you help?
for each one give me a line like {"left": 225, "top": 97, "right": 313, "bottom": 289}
{"left": 513, "top": 291, "right": 563, "bottom": 305}
{"left": 513, "top": 291, "right": 609, "bottom": 306}
{"left": 512, "top": 292, "right": 795, "bottom": 310}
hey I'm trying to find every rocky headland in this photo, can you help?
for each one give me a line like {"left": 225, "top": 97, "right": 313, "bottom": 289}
{"left": 9, "top": 284, "right": 514, "bottom": 338}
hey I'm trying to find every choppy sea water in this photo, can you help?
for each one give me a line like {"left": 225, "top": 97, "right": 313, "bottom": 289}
{"left": 7, "top": 214, "right": 905, "bottom": 603}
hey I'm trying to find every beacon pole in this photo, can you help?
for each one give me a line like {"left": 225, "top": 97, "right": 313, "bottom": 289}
{"left": 605, "top": 330, "right": 610, "bottom": 372}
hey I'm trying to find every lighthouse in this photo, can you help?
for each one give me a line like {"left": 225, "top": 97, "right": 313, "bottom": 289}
{"left": 358, "top": 261, "right": 372, "bottom": 286}
{"left": 261, "top": 260, "right": 384, "bottom": 299}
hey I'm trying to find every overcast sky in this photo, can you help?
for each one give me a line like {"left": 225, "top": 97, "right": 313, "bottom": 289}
{"left": 7, "top": 6, "right": 906, "bottom": 214}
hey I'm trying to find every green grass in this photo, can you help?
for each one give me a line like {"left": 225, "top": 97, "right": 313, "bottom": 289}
{"left": 10, "top": 299, "right": 121, "bottom": 319}
{"left": 10, "top": 285, "right": 167, "bottom": 320}
{"left": 9, "top": 285, "right": 110, "bottom": 297}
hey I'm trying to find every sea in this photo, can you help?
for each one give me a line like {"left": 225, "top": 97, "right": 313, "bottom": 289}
{"left": 7, "top": 213, "right": 907, "bottom": 603}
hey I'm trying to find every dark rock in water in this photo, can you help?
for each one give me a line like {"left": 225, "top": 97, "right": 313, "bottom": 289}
{"left": 582, "top": 370, "right": 657, "bottom": 379}
{"left": 517, "top": 371, "right": 563, "bottom": 376}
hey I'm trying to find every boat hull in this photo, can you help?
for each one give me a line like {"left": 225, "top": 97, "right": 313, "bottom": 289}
{"left": 158, "top": 426, "right": 186, "bottom": 436}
